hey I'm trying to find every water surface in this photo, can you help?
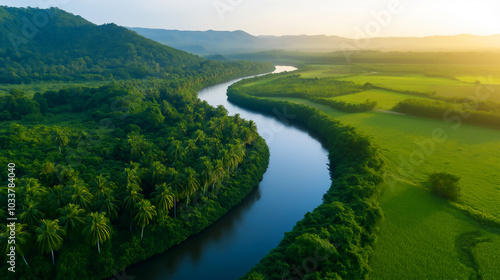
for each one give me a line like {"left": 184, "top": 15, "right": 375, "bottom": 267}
{"left": 128, "top": 66, "right": 330, "bottom": 279}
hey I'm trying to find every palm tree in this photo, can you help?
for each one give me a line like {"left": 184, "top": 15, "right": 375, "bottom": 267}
{"left": 53, "top": 128, "right": 69, "bottom": 154}
{"left": 124, "top": 161, "right": 141, "bottom": 189}
{"left": 123, "top": 186, "right": 143, "bottom": 232}
{"left": 20, "top": 178, "right": 47, "bottom": 201}
{"left": 95, "top": 190, "right": 120, "bottom": 219}
{"left": 35, "top": 219, "right": 65, "bottom": 266}
{"left": 127, "top": 133, "right": 147, "bottom": 159}
{"left": 166, "top": 168, "right": 180, "bottom": 218}
{"left": 152, "top": 183, "right": 174, "bottom": 215}
{"left": 167, "top": 140, "right": 183, "bottom": 161}
{"left": 192, "top": 129, "right": 206, "bottom": 144}
{"left": 212, "top": 159, "right": 225, "bottom": 190}
{"left": 20, "top": 199, "right": 44, "bottom": 229}
{"left": 185, "top": 139, "right": 198, "bottom": 158}
{"left": 0, "top": 223, "right": 31, "bottom": 267}
{"left": 83, "top": 212, "right": 112, "bottom": 253}
{"left": 182, "top": 167, "right": 199, "bottom": 207}
{"left": 197, "top": 157, "right": 214, "bottom": 195}
{"left": 46, "top": 185, "right": 69, "bottom": 211}
{"left": 233, "top": 142, "right": 246, "bottom": 169}
{"left": 91, "top": 174, "right": 110, "bottom": 200}
{"left": 134, "top": 199, "right": 157, "bottom": 241}
{"left": 148, "top": 161, "right": 167, "bottom": 188}
{"left": 58, "top": 204, "right": 85, "bottom": 235}
{"left": 70, "top": 180, "right": 93, "bottom": 210}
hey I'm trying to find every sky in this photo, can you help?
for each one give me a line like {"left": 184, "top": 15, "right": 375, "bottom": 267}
{"left": 1, "top": 0, "right": 499, "bottom": 38}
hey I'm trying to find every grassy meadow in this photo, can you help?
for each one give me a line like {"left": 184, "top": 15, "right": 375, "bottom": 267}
{"left": 246, "top": 59, "right": 500, "bottom": 279}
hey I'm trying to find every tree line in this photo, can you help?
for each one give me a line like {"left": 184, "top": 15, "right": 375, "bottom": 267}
{"left": 393, "top": 98, "right": 500, "bottom": 129}
{"left": 0, "top": 80, "right": 270, "bottom": 279}
{"left": 238, "top": 73, "right": 376, "bottom": 113}
{"left": 227, "top": 76, "right": 385, "bottom": 280}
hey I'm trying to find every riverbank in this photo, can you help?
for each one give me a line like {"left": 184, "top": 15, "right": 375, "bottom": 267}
{"left": 227, "top": 75, "right": 385, "bottom": 279}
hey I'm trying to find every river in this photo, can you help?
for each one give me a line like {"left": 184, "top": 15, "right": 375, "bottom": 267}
{"left": 127, "top": 66, "right": 331, "bottom": 279}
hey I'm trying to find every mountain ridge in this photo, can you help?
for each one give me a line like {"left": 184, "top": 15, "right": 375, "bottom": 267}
{"left": 130, "top": 27, "right": 500, "bottom": 55}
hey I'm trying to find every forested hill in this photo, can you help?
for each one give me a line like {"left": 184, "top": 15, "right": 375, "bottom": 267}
{"left": 0, "top": 6, "right": 270, "bottom": 84}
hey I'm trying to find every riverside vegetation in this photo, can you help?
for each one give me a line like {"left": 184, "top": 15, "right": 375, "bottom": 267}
{"left": 231, "top": 54, "right": 500, "bottom": 279}
{"left": 0, "top": 6, "right": 273, "bottom": 280}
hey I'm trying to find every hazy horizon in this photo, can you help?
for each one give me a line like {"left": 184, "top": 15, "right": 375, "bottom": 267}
{"left": 1, "top": 0, "right": 499, "bottom": 39}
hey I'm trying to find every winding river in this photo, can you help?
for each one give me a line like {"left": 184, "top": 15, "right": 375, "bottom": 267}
{"left": 128, "top": 66, "right": 331, "bottom": 279}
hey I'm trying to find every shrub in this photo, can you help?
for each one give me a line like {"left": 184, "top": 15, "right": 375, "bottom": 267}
{"left": 428, "top": 172, "right": 461, "bottom": 200}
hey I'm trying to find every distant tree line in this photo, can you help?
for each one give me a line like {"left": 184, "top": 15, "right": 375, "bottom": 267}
{"left": 393, "top": 98, "right": 500, "bottom": 129}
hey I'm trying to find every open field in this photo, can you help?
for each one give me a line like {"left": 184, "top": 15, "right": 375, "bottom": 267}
{"left": 271, "top": 97, "right": 500, "bottom": 218}
{"left": 245, "top": 60, "right": 500, "bottom": 279}
{"left": 370, "top": 180, "right": 500, "bottom": 280}
{"left": 299, "top": 64, "right": 500, "bottom": 102}
{"left": 268, "top": 95, "right": 500, "bottom": 279}
{"left": 330, "top": 89, "right": 428, "bottom": 110}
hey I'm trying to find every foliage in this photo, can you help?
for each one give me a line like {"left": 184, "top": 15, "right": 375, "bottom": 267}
{"left": 0, "top": 78, "right": 271, "bottom": 279}
{"left": 428, "top": 172, "right": 461, "bottom": 201}
{"left": 228, "top": 77, "right": 385, "bottom": 279}
{"left": 0, "top": 6, "right": 272, "bottom": 85}
{"left": 239, "top": 74, "right": 376, "bottom": 113}
{"left": 393, "top": 98, "right": 500, "bottom": 129}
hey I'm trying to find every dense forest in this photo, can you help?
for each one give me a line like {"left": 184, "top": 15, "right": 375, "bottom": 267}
{"left": 0, "top": 6, "right": 274, "bottom": 279}
{"left": 227, "top": 76, "right": 385, "bottom": 279}
{"left": 0, "top": 6, "right": 272, "bottom": 84}
{"left": 0, "top": 80, "right": 270, "bottom": 280}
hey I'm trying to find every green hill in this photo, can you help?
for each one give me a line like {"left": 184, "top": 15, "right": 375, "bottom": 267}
{"left": 0, "top": 6, "right": 269, "bottom": 84}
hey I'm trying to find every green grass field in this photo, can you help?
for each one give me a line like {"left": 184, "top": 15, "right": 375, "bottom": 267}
{"left": 271, "top": 97, "right": 500, "bottom": 218}
{"left": 298, "top": 64, "right": 500, "bottom": 102}
{"left": 257, "top": 62, "right": 500, "bottom": 279}
{"left": 268, "top": 96, "right": 500, "bottom": 279}
{"left": 331, "top": 89, "right": 428, "bottom": 110}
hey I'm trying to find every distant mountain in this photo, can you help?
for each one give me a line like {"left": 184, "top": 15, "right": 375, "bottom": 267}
{"left": 0, "top": 6, "right": 269, "bottom": 84}
{"left": 130, "top": 28, "right": 500, "bottom": 55}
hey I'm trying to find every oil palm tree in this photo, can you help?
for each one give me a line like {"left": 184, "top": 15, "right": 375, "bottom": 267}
{"left": 35, "top": 219, "right": 65, "bottom": 266}
{"left": 83, "top": 212, "right": 112, "bottom": 253}
{"left": 134, "top": 199, "right": 157, "bottom": 241}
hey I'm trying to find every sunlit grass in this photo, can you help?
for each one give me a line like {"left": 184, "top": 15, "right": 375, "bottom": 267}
{"left": 330, "top": 89, "right": 428, "bottom": 110}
